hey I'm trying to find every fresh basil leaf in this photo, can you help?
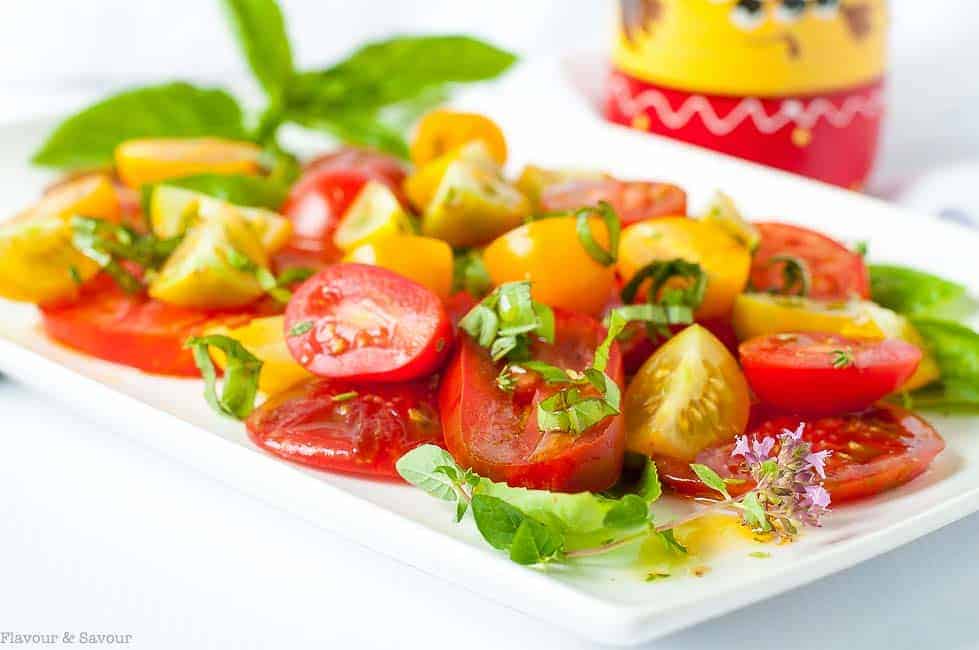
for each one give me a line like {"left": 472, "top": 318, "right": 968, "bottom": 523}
{"left": 452, "top": 249, "right": 492, "bottom": 297}
{"left": 870, "top": 264, "right": 972, "bottom": 319}
{"left": 146, "top": 173, "right": 288, "bottom": 213}
{"left": 475, "top": 480, "right": 621, "bottom": 535}
{"left": 186, "top": 335, "right": 263, "bottom": 419}
{"left": 222, "top": 0, "right": 295, "bottom": 105}
{"left": 602, "top": 494, "right": 648, "bottom": 529}
{"left": 512, "top": 361, "right": 573, "bottom": 384}
{"left": 690, "top": 464, "right": 731, "bottom": 499}
{"left": 32, "top": 83, "right": 247, "bottom": 169}
{"left": 290, "top": 108, "right": 410, "bottom": 158}
{"left": 508, "top": 518, "right": 564, "bottom": 565}
{"left": 471, "top": 494, "right": 526, "bottom": 550}
{"left": 395, "top": 445, "right": 463, "bottom": 502}
{"left": 908, "top": 318, "right": 979, "bottom": 411}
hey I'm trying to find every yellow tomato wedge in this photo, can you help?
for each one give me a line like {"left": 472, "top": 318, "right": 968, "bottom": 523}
{"left": 149, "top": 202, "right": 268, "bottom": 309}
{"left": 699, "top": 191, "right": 760, "bottom": 253}
{"left": 618, "top": 217, "right": 751, "bottom": 319}
{"left": 0, "top": 175, "right": 121, "bottom": 304}
{"left": 404, "top": 141, "right": 498, "bottom": 211}
{"left": 731, "top": 293, "right": 941, "bottom": 391}
{"left": 343, "top": 235, "right": 453, "bottom": 299}
{"left": 483, "top": 216, "right": 615, "bottom": 316}
{"left": 625, "top": 324, "right": 750, "bottom": 461}
{"left": 207, "top": 316, "right": 312, "bottom": 395}
{"left": 422, "top": 159, "right": 530, "bottom": 247}
{"left": 333, "top": 180, "right": 412, "bottom": 252}
{"left": 410, "top": 109, "right": 507, "bottom": 168}
{"left": 115, "top": 137, "right": 263, "bottom": 188}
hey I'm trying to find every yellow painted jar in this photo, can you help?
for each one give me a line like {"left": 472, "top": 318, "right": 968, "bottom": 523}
{"left": 606, "top": 0, "right": 888, "bottom": 189}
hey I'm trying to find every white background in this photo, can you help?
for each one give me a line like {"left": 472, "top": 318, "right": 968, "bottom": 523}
{"left": 1, "top": 2, "right": 978, "bottom": 649}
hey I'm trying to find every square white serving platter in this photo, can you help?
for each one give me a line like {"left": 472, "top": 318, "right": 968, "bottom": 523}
{"left": 1, "top": 58, "right": 977, "bottom": 646}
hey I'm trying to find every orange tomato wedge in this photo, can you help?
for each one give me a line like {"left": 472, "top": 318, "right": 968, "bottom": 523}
{"left": 115, "top": 137, "right": 263, "bottom": 188}
{"left": 410, "top": 110, "right": 507, "bottom": 168}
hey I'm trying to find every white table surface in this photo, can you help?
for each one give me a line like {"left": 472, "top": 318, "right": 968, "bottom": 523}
{"left": 2, "top": 2, "right": 979, "bottom": 648}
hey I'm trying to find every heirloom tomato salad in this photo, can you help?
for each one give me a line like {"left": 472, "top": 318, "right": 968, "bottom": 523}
{"left": 5, "top": 107, "right": 977, "bottom": 569}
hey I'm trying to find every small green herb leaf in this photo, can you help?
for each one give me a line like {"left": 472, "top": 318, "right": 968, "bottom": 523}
{"left": 287, "top": 320, "right": 314, "bottom": 337}
{"left": 331, "top": 391, "right": 358, "bottom": 403}
{"left": 32, "top": 83, "right": 247, "bottom": 169}
{"left": 395, "top": 445, "right": 463, "bottom": 502}
{"left": 471, "top": 494, "right": 526, "bottom": 550}
{"left": 186, "top": 334, "right": 263, "bottom": 419}
{"left": 690, "top": 464, "right": 731, "bottom": 500}
{"left": 737, "top": 491, "right": 771, "bottom": 531}
{"left": 602, "top": 494, "right": 649, "bottom": 529}
{"left": 830, "top": 349, "right": 854, "bottom": 369}
{"left": 508, "top": 518, "right": 564, "bottom": 565}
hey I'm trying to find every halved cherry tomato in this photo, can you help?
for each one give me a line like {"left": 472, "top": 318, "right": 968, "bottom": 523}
{"left": 114, "top": 138, "right": 263, "bottom": 189}
{"left": 740, "top": 333, "right": 922, "bottom": 416}
{"left": 440, "top": 310, "right": 625, "bottom": 492}
{"left": 444, "top": 291, "right": 478, "bottom": 327}
{"left": 624, "top": 324, "right": 750, "bottom": 461}
{"left": 284, "top": 264, "right": 452, "bottom": 382}
{"left": 482, "top": 216, "right": 616, "bottom": 316}
{"left": 246, "top": 376, "right": 443, "bottom": 479}
{"left": 410, "top": 110, "right": 507, "bottom": 167}
{"left": 343, "top": 235, "right": 453, "bottom": 299}
{"left": 40, "top": 276, "right": 254, "bottom": 376}
{"left": 751, "top": 222, "right": 870, "bottom": 300}
{"left": 618, "top": 217, "right": 751, "bottom": 319}
{"left": 655, "top": 404, "right": 945, "bottom": 503}
{"left": 539, "top": 179, "right": 686, "bottom": 226}
{"left": 282, "top": 149, "right": 406, "bottom": 254}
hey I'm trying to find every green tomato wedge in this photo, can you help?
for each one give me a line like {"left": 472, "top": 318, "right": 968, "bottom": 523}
{"left": 149, "top": 185, "right": 291, "bottom": 253}
{"left": 149, "top": 202, "right": 268, "bottom": 309}
{"left": 0, "top": 214, "right": 99, "bottom": 304}
{"left": 422, "top": 159, "right": 530, "bottom": 247}
{"left": 700, "top": 191, "right": 761, "bottom": 253}
{"left": 333, "top": 179, "right": 412, "bottom": 251}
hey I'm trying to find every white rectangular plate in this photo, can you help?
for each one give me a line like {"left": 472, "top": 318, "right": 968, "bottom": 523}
{"left": 1, "top": 59, "right": 977, "bottom": 646}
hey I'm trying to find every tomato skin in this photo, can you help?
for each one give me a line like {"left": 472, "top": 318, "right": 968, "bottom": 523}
{"left": 40, "top": 277, "right": 253, "bottom": 376}
{"left": 740, "top": 333, "right": 922, "bottom": 416}
{"left": 440, "top": 310, "right": 626, "bottom": 493}
{"left": 283, "top": 149, "right": 407, "bottom": 253}
{"left": 246, "top": 376, "right": 443, "bottom": 479}
{"left": 444, "top": 291, "right": 478, "bottom": 327}
{"left": 284, "top": 264, "right": 452, "bottom": 383}
{"left": 539, "top": 179, "right": 686, "bottom": 226}
{"left": 751, "top": 222, "right": 870, "bottom": 300}
{"left": 656, "top": 403, "right": 945, "bottom": 503}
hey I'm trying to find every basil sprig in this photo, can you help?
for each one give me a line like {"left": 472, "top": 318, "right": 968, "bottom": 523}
{"left": 459, "top": 282, "right": 555, "bottom": 362}
{"left": 574, "top": 202, "right": 621, "bottom": 266}
{"left": 32, "top": 0, "right": 516, "bottom": 167}
{"left": 186, "top": 334, "right": 263, "bottom": 420}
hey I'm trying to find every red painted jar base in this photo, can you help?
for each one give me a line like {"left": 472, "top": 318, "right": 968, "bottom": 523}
{"left": 605, "top": 68, "right": 884, "bottom": 190}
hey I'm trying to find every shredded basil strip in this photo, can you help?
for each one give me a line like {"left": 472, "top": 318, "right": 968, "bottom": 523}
{"left": 186, "top": 334, "right": 263, "bottom": 420}
{"left": 276, "top": 266, "right": 316, "bottom": 286}
{"left": 766, "top": 254, "right": 811, "bottom": 297}
{"left": 70, "top": 215, "right": 180, "bottom": 293}
{"left": 574, "top": 201, "right": 621, "bottom": 267}
{"left": 226, "top": 246, "right": 292, "bottom": 303}
{"left": 619, "top": 259, "right": 705, "bottom": 338}
{"left": 459, "top": 281, "right": 555, "bottom": 362}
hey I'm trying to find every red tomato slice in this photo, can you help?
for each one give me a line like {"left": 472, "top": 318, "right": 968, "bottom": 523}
{"left": 751, "top": 222, "right": 870, "bottom": 300}
{"left": 283, "top": 148, "right": 407, "bottom": 253}
{"left": 540, "top": 178, "right": 686, "bottom": 226}
{"left": 41, "top": 278, "right": 254, "bottom": 376}
{"left": 740, "top": 332, "right": 922, "bottom": 416}
{"left": 440, "top": 309, "right": 626, "bottom": 493}
{"left": 246, "top": 376, "right": 443, "bottom": 479}
{"left": 284, "top": 263, "right": 452, "bottom": 382}
{"left": 444, "top": 291, "right": 478, "bottom": 327}
{"left": 655, "top": 403, "right": 945, "bottom": 503}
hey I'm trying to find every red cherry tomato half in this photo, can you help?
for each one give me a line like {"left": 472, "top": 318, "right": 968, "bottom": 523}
{"left": 740, "top": 332, "right": 922, "bottom": 416}
{"left": 41, "top": 277, "right": 254, "bottom": 376}
{"left": 440, "top": 309, "right": 626, "bottom": 493}
{"left": 540, "top": 178, "right": 686, "bottom": 226}
{"left": 282, "top": 148, "right": 407, "bottom": 253}
{"left": 751, "top": 222, "right": 870, "bottom": 300}
{"left": 247, "top": 376, "right": 443, "bottom": 479}
{"left": 444, "top": 291, "right": 478, "bottom": 327}
{"left": 655, "top": 403, "right": 945, "bottom": 503}
{"left": 284, "top": 263, "right": 452, "bottom": 382}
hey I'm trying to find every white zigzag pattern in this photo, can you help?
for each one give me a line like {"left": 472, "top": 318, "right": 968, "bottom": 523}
{"left": 609, "top": 75, "right": 885, "bottom": 136}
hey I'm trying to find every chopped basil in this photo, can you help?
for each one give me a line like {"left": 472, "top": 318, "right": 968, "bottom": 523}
{"left": 70, "top": 215, "right": 180, "bottom": 293}
{"left": 574, "top": 201, "right": 621, "bottom": 267}
{"left": 186, "top": 334, "right": 263, "bottom": 419}
{"left": 458, "top": 281, "right": 554, "bottom": 362}
{"left": 619, "top": 258, "right": 705, "bottom": 339}
{"left": 765, "top": 254, "right": 811, "bottom": 297}
{"left": 287, "top": 320, "right": 314, "bottom": 337}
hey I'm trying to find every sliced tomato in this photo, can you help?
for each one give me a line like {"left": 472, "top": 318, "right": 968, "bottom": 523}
{"left": 270, "top": 244, "right": 336, "bottom": 275}
{"left": 751, "top": 222, "right": 870, "bottom": 300}
{"left": 444, "top": 291, "right": 478, "bottom": 327}
{"left": 440, "top": 310, "right": 626, "bottom": 493}
{"left": 740, "top": 333, "right": 922, "bottom": 416}
{"left": 656, "top": 404, "right": 945, "bottom": 503}
{"left": 40, "top": 277, "right": 254, "bottom": 376}
{"left": 539, "top": 178, "right": 686, "bottom": 226}
{"left": 282, "top": 148, "right": 406, "bottom": 253}
{"left": 284, "top": 263, "right": 452, "bottom": 382}
{"left": 246, "top": 376, "right": 443, "bottom": 479}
